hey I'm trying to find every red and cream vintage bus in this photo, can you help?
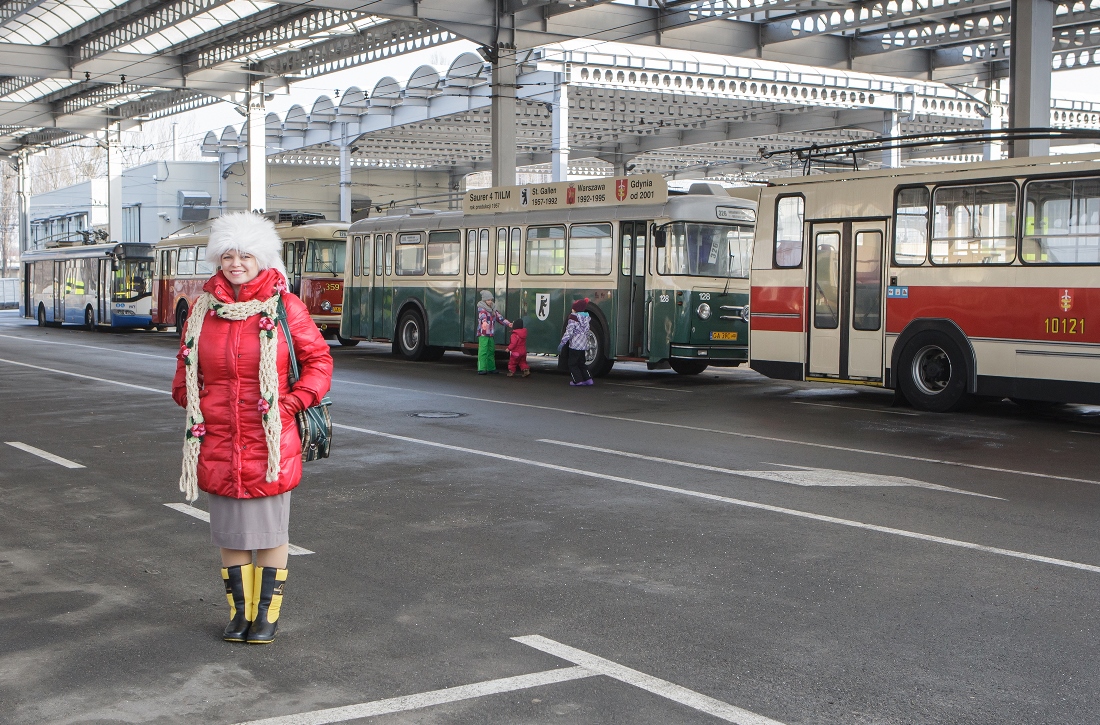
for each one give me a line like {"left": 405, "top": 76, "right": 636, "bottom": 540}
{"left": 748, "top": 153, "right": 1100, "bottom": 412}
{"left": 152, "top": 216, "right": 349, "bottom": 339}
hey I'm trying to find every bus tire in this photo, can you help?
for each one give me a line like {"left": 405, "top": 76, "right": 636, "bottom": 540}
{"left": 586, "top": 318, "right": 614, "bottom": 378}
{"left": 84, "top": 306, "right": 95, "bottom": 331}
{"left": 336, "top": 334, "right": 360, "bottom": 347}
{"left": 176, "top": 301, "right": 189, "bottom": 341}
{"left": 670, "top": 359, "right": 708, "bottom": 375}
{"left": 396, "top": 309, "right": 427, "bottom": 361}
{"left": 897, "top": 331, "right": 971, "bottom": 413}
{"left": 37, "top": 304, "right": 46, "bottom": 327}
{"left": 423, "top": 346, "right": 446, "bottom": 361}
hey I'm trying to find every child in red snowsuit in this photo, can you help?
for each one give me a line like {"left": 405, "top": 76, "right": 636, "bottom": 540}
{"left": 506, "top": 318, "right": 530, "bottom": 377}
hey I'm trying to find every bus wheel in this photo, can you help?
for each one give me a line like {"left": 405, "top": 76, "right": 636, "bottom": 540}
{"left": 898, "top": 332, "right": 971, "bottom": 412}
{"left": 37, "top": 304, "right": 46, "bottom": 327}
{"left": 585, "top": 320, "right": 614, "bottom": 377}
{"left": 422, "top": 346, "right": 446, "bottom": 361}
{"left": 670, "top": 359, "right": 708, "bottom": 375}
{"left": 84, "top": 306, "right": 95, "bottom": 331}
{"left": 175, "top": 302, "right": 189, "bottom": 340}
{"left": 396, "top": 310, "right": 427, "bottom": 360}
{"left": 336, "top": 334, "right": 360, "bottom": 347}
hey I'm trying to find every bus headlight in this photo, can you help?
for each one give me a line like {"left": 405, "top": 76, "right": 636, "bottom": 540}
{"left": 321, "top": 300, "right": 332, "bottom": 312}
{"left": 696, "top": 302, "right": 712, "bottom": 320}
{"left": 740, "top": 303, "right": 750, "bottom": 322}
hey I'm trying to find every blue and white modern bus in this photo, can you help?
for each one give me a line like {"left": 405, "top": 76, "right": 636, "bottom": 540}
{"left": 21, "top": 242, "right": 156, "bottom": 329}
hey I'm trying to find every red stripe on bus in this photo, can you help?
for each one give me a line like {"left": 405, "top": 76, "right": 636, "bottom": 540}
{"left": 750, "top": 286, "right": 805, "bottom": 332}
{"left": 887, "top": 286, "right": 1099, "bottom": 343}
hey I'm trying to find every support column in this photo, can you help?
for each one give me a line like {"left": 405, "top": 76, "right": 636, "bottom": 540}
{"left": 551, "top": 76, "right": 569, "bottom": 182}
{"left": 246, "top": 84, "right": 267, "bottom": 213}
{"left": 16, "top": 154, "right": 29, "bottom": 253}
{"left": 1009, "top": 0, "right": 1054, "bottom": 158}
{"left": 881, "top": 111, "right": 901, "bottom": 168}
{"left": 983, "top": 82, "right": 1005, "bottom": 161}
{"left": 106, "top": 126, "right": 123, "bottom": 243}
{"left": 491, "top": 46, "right": 517, "bottom": 187}
{"left": 339, "top": 123, "right": 352, "bottom": 223}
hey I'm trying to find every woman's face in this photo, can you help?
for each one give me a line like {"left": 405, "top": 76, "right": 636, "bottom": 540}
{"left": 220, "top": 250, "right": 261, "bottom": 287}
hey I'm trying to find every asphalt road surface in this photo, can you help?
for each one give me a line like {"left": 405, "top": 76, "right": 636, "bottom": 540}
{"left": 2, "top": 308, "right": 1100, "bottom": 725}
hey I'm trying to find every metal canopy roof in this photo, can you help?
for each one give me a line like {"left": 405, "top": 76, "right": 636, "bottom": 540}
{"left": 0, "top": 0, "right": 1094, "bottom": 157}
{"left": 201, "top": 44, "right": 1100, "bottom": 180}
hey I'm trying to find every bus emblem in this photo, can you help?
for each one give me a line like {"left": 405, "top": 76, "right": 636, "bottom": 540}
{"left": 536, "top": 293, "right": 550, "bottom": 321}
{"left": 566, "top": 184, "right": 576, "bottom": 205}
{"left": 1060, "top": 289, "right": 1073, "bottom": 312}
{"left": 615, "top": 179, "right": 628, "bottom": 201}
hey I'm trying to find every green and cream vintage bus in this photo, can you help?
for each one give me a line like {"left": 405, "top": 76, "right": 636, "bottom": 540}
{"left": 341, "top": 176, "right": 756, "bottom": 375}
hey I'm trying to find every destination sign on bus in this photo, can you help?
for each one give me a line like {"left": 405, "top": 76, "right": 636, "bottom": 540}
{"left": 464, "top": 174, "right": 668, "bottom": 214}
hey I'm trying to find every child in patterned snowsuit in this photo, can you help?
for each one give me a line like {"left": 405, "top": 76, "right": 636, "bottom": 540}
{"left": 559, "top": 298, "right": 593, "bottom": 386}
{"left": 476, "top": 290, "right": 511, "bottom": 374}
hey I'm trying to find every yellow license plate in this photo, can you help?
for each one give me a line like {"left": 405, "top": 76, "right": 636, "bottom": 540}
{"left": 332, "top": 306, "right": 342, "bottom": 314}
{"left": 709, "top": 331, "right": 737, "bottom": 341}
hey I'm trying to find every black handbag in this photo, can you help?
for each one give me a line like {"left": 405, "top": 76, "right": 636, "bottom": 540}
{"left": 277, "top": 298, "right": 333, "bottom": 462}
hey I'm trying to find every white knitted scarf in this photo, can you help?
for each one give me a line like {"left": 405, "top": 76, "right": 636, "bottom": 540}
{"left": 178, "top": 291, "right": 283, "bottom": 502}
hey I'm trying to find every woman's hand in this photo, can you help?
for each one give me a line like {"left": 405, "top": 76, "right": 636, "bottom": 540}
{"left": 279, "top": 394, "right": 302, "bottom": 418}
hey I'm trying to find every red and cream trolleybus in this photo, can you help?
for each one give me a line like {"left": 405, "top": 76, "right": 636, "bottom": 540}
{"left": 748, "top": 153, "right": 1100, "bottom": 412}
{"left": 153, "top": 214, "right": 349, "bottom": 339}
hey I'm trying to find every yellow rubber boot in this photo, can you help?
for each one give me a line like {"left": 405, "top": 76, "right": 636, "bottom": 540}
{"left": 221, "top": 564, "right": 255, "bottom": 642}
{"left": 247, "top": 566, "right": 287, "bottom": 644}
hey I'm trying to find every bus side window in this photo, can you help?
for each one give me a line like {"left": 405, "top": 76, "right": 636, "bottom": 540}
{"left": 196, "top": 246, "right": 214, "bottom": 275}
{"left": 352, "top": 236, "right": 361, "bottom": 276}
{"left": 496, "top": 228, "right": 508, "bottom": 275}
{"left": 375, "top": 235, "right": 384, "bottom": 276}
{"left": 478, "top": 229, "right": 490, "bottom": 275}
{"left": 385, "top": 234, "right": 393, "bottom": 276}
{"left": 509, "top": 228, "right": 521, "bottom": 275}
{"left": 775, "top": 196, "right": 805, "bottom": 268}
{"left": 894, "top": 187, "right": 930, "bottom": 266}
{"left": 466, "top": 229, "right": 477, "bottom": 275}
{"left": 178, "top": 247, "right": 197, "bottom": 275}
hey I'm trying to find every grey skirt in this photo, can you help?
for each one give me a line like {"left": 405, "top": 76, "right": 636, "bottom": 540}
{"left": 208, "top": 491, "right": 291, "bottom": 550}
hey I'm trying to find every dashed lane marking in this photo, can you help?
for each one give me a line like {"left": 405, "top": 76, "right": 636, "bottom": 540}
{"left": 0, "top": 333, "right": 176, "bottom": 360}
{"left": 792, "top": 400, "right": 919, "bottom": 416}
{"left": 537, "top": 439, "right": 1003, "bottom": 499}
{"left": 0, "top": 358, "right": 172, "bottom": 395}
{"left": 234, "top": 666, "right": 597, "bottom": 725}
{"left": 1070, "top": 430, "right": 1100, "bottom": 436}
{"left": 333, "top": 422, "right": 1100, "bottom": 575}
{"left": 163, "top": 503, "right": 314, "bottom": 556}
{"left": 5, "top": 441, "right": 85, "bottom": 469}
{"left": 331, "top": 379, "right": 1100, "bottom": 486}
{"left": 515, "top": 635, "right": 786, "bottom": 724}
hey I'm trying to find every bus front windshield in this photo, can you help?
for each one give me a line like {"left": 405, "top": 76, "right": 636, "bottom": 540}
{"left": 305, "top": 240, "right": 346, "bottom": 276}
{"left": 113, "top": 259, "right": 153, "bottom": 302}
{"left": 658, "top": 223, "right": 752, "bottom": 278}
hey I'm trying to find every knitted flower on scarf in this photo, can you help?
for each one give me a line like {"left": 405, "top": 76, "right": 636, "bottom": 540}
{"left": 178, "top": 290, "right": 283, "bottom": 502}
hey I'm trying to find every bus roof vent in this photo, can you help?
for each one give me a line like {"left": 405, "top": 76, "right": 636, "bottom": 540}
{"left": 264, "top": 211, "right": 326, "bottom": 225}
{"left": 686, "top": 182, "right": 727, "bottom": 196}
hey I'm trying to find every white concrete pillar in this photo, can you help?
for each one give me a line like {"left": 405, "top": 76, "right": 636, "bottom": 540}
{"left": 983, "top": 93, "right": 1005, "bottom": 162}
{"left": 491, "top": 46, "right": 517, "bottom": 187}
{"left": 246, "top": 85, "right": 267, "bottom": 213}
{"left": 106, "top": 126, "right": 123, "bottom": 242}
{"left": 1009, "top": 0, "right": 1054, "bottom": 158}
{"left": 881, "top": 111, "right": 902, "bottom": 168}
{"left": 16, "top": 154, "right": 29, "bottom": 252}
{"left": 339, "top": 123, "right": 352, "bottom": 223}
{"left": 551, "top": 76, "right": 569, "bottom": 182}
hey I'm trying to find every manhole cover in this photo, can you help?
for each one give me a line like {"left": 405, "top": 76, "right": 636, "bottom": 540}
{"left": 410, "top": 411, "right": 465, "bottom": 419}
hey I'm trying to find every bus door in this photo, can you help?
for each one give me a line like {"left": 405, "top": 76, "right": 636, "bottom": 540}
{"left": 98, "top": 258, "right": 110, "bottom": 324}
{"left": 283, "top": 240, "right": 304, "bottom": 294}
{"left": 463, "top": 227, "right": 493, "bottom": 341}
{"left": 807, "top": 220, "right": 886, "bottom": 381}
{"left": 494, "top": 228, "right": 510, "bottom": 341}
{"left": 374, "top": 234, "right": 393, "bottom": 338}
{"left": 616, "top": 221, "right": 648, "bottom": 356}
{"left": 53, "top": 261, "right": 64, "bottom": 322}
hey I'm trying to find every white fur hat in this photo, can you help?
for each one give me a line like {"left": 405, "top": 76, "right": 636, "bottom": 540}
{"left": 207, "top": 212, "right": 288, "bottom": 283}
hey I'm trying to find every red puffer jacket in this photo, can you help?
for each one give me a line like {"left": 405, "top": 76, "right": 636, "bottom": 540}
{"left": 172, "top": 268, "right": 333, "bottom": 499}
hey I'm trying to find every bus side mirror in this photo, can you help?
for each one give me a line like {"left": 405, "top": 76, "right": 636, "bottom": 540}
{"left": 111, "top": 260, "right": 119, "bottom": 271}
{"left": 653, "top": 226, "right": 666, "bottom": 248}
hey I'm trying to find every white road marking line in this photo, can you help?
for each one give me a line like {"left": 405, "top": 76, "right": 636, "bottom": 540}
{"left": 793, "top": 400, "right": 919, "bottom": 416}
{"left": 0, "top": 358, "right": 172, "bottom": 395}
{"left": 334, "top": 423, "right": 1100, "bottom": 575}
{"left": 604, "top": 381, "right": 693, "bottom": 394}
{"left": 163, "top": 503, "right": 314, "bottom": 556}
{"left": 537, "top": 439, "right": 1001, "bottom": 499}
{"left": 234, "top": 666, "right": 595, "bottom": 725}
{"left": 1070, "top": 430, "right": 1100, "bottom": 436}
{"left": 0, "top": 333, "right": 176, "bottom": 360}
{"left": 515, "top": 635, "right": 786, "bottom": 725}
{"left": 331, "top": 379, "right": 1100, "bottom": 486}
{"left": 5, "top": 441, "right": 85, "bottom": 469}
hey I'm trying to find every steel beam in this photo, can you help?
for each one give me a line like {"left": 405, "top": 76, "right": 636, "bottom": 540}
{"left": 0, "top": 0, "right": 49, "bottom": 26}
{"left": 854, "top": 7, "right": 1010, "bottom": 55}
{"left": 1010, "top": 0, "right": 1053, "bottom": 157}
{"left": 762, "top": 0, "right": 1003, "bottom": 45}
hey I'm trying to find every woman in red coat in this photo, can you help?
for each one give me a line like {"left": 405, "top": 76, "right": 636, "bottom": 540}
{"left": 172, "top": 212, "right": 333, "bottom": 644}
